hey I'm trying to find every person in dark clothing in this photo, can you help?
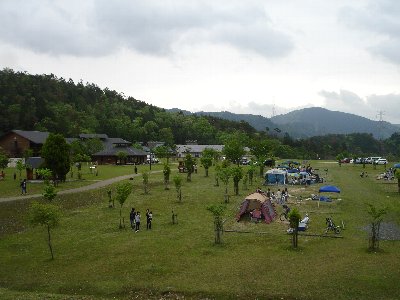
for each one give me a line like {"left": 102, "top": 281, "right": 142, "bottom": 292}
{"left": 146, "top": 209, "right": 152, "bottom": 230}
{"left": 130, "top": 208, "right": 136, "bottom": 230}
{"left": 20, "top": 179, "right": 27, "bottom": 195}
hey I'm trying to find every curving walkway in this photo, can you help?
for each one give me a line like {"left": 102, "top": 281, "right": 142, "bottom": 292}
{"left": 0, "top": 171, "right": 162, "bottom": 203}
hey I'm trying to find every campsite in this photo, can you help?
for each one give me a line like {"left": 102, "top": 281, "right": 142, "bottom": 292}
{"left": 0, "top": 160, "right": 400, "bottom": 299}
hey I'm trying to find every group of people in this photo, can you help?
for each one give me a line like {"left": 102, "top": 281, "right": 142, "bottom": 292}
{"left": 129, "top": 208, "right": 153, "bottom": 232}
{"left": 376, "top": 167, "right": 396, "bottom": 180}
{"left": 256, "top": 187, "right": 290, "bottom": 204}
{"left": 263, "top": 187, "right": 289, "bottom": 204}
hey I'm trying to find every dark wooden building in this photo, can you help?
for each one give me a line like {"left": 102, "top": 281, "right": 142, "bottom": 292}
{"left": 0, "top": 130, "right": 49, "bottom": 157}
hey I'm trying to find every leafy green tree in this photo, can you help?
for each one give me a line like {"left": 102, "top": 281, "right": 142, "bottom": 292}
{"left": 218, "top": 167, "right": 231, "bottom": 203}
{"left": 163, "top": 163, "right": 171, "bottom": 190}
{"left": 242, "top": 173, "right": 249, "bottom": 191}
{"left": 173, "top": 175, "right": 183, "bottom": 202}
{"left": 222, "top": 135, "right": 245, "bottom": 165}
{"left": 200, "top": 155, "right": 213, "bottom": 177}
{"left": 202, "top": 148, "right": 219, "bottom": 166}
{"left": 396, "top": 171, "right": 400, "bottom": 193}
{"left": 43, "top": 184, "right": 57, "bottom": 202}
{"left": 28, "top": 201, "right": 61, "bottom": 260}
{"left": 116, "top": 182, "right": 133, "bottom": 229}
{"left": 84, "top": 138, "right": 104, "bottom": 156}
{"left": 0, "top": 151, "right": 9, "bottom": 170}
{"left": 107, "top": 189, "right": 114, "bottom": 208}
{"left": 288, "top": 208, "right": 301, "bottom": 248}
{"left": 367, "top": 204, "right": 387, "bottom": 251}
{"left": 23, "top": 149, "right": 33, "bottom": 161}
{"left": 206, "top": 204, "right": 226, "bottom": 244}
{"left": 154, "top": 145, "right": 173, "bottom": 164}
{"left": 250, "top": 139, "right": 270, "bottom": 172}
{"left": 117, "top": 151, "right": 127, "bottom": 165}
{"left": 16, "top": 159, "right": 25, "bottom": 179}
{"left": 184, "top": 153, "right": 195, "bottom": 182}
{"left": 214, "top": 164, "right": 221, "bottom": 187}
{"left": 248, "top": 165, "right": 256, "bottom": 186}
{"left": 336, "top": 153, "right": 344, "bottom": 167}
{"left": 158, "top": 128, "right": 175, "bottom": 146}
{"left": 231, "top": 166, "right": 244, "bottom": 195}
{"left": 41, "top": 133, "right": 70, "bottom": 181}
{"left": 36, "top": 168, "right": 52, "bottom": 184}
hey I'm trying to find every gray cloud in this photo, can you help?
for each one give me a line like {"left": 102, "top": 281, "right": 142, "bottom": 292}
{"left": 0, "top": 0, "right": 112, "bottom": 56}
{"left": 319, "top": 89, "right": 400, "bottom": 124}
{"left": 339, "top": 0, "right": 400, "bottom": 64}
{"left": 0, "top": 0, "right": 294, "bottom": 58}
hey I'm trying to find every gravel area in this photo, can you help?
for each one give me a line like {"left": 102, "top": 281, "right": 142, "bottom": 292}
{"left": 362, "top": 222, "right": 400, "bottom": 241}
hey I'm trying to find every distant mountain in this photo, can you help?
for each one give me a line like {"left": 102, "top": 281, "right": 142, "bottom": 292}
{"left": 271, "top": 107, "right": 398, "bottom": 139}
{"left": 176, "top": 107, "right": 399, "bottom": 139}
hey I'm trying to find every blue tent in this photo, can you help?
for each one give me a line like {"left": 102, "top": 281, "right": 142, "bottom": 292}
{"left": 394, "top": 163, "right": 400, "bottom": 168}
{"left": 319, "top": 185, "right": 340, "bottom": 193}
{"left": 265, "top": 169, "right": 287, "bottom": 185}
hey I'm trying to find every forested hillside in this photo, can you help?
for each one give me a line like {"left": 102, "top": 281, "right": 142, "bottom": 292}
{"left": 0, "top": 69, "right": 256, "bottom": 144}
{"left": 1, "top": 68, "right": 399, "bottom": 160}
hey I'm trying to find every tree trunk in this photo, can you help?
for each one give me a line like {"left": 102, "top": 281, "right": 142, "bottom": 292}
{"left": 47, "top": 224, "right": 54, "bottom": 260}
{"left": 259, "top": 166, "right": 264, "bottom": 177}
{"left": 205, "top": 168, "right": 209, "bottom": 177}
{"left": 164, "top": 179, "right": 169, "bottom": 190}
{"left": 224, "top": 193, "right": 229, "bottom": 203}
{"left": 119, "top": 207, "right": 123, "bottom": 229}
{"left": 292, "top": 228, "right": 298, "bottom": 248}
{"left": 234, "top": 182, "right": 239, "bottom": 195}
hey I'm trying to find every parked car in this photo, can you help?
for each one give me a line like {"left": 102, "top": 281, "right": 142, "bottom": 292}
{"left": 351, "top": 158, "right": 365, "bottom": 164}
{"left": 240, "top": 158, "right": 251, "bottom": 165}
{"left": 365, "top": 157, "right": 381, "bottom": 164}
{"left": 340, "top": 158, "right": 351, "bottom": 163}
{"left": 375, "top": 158, "right": 388, "bottom": 165}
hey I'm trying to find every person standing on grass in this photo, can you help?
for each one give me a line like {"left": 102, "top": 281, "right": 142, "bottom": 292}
{"left": 135, "top": 211, "right": 141, "bottom": 232}
{"left": 130, "top": 208, "right": 136, "bottom": 230}
{"left": 20, "top": 179, "right": 27, "bottom": 195}
{"left": 146, "top": 209, "right": 152, "bottom": 230}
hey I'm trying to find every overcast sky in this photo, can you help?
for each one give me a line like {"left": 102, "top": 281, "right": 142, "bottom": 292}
{"left": 1, "top": 0, "right": 400, "bottom": 123}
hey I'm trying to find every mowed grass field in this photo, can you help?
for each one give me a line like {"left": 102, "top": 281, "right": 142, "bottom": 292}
{"left": 0, "top": 163, "right": 162, "bottom": 198}
{"left": 0, "top": 161, "right": 399, "bottom": 299}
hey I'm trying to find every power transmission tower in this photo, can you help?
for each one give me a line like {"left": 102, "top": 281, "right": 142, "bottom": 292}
{"left": 271, "top": 104, "right": 276, "bottom": 118}
{"left": 376, "top": 110, "right": 385, "bottom": 155}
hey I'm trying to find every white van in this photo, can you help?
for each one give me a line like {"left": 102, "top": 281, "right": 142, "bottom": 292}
{"left": 365, "top": 157, "right": 381, "bottom": 164}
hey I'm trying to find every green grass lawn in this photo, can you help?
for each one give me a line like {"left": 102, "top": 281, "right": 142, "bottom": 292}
{"left": 0, "top": 163, "right": 165, "bottom": 198}
{"left": 0, "top": 161, "right": 399, "bottom": 299}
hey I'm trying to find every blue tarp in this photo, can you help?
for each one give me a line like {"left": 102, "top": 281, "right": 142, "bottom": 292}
{"left": 394, "top": 163, "right": 400, "bottom": 168}
{"left": 319, "top": 185, "right": 340, "bottom": 193}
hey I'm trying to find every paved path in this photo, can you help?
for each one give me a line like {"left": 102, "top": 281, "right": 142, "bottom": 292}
{"left": 0, "top": 171, "right": 162, "bottom": 203}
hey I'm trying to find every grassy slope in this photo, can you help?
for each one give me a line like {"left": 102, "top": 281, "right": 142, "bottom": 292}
{"left": 0, "top": 162, "right": 399, "bottom": 299}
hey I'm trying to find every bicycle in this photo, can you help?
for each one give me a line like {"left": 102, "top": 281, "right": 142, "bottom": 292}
{"left": 324, "top": 217, "right": 341, "bottom": 234}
